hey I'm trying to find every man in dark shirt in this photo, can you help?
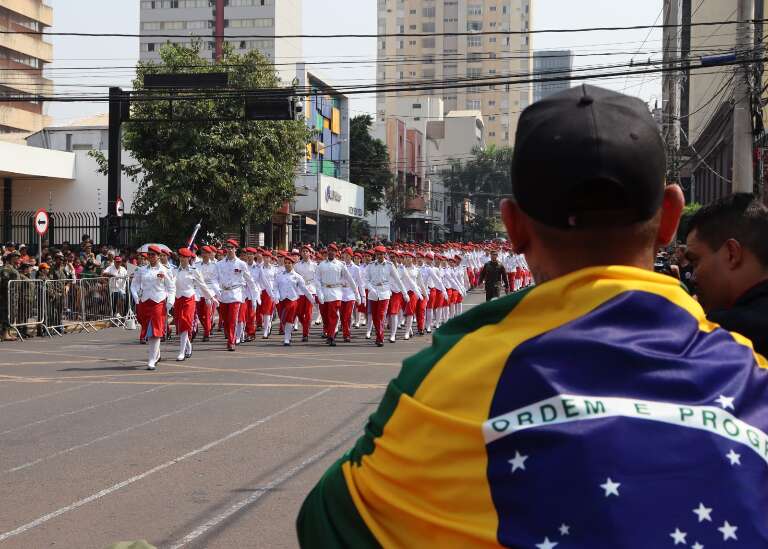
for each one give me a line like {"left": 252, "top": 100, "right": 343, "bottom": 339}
{"left": 686, "top": 193, "right": 768, "bottom": 355}
{"left": 478, "top": 249, "right": 509, "bottom": 301}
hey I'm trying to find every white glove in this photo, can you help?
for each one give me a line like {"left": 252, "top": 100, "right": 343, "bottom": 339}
{"left": 402, "top": 294, "right": 409, "bottom": 304}
{"left": 252, "top": 301, "right": 258, "bottom": 313}
{"left": 211, "top": 298, "right": 219, "bottom": 309}
{"left": 416, "top": 292, "right": 423, "bottom": 301}
{"left": 166, "top": 301, "right": 173, "bottom": 313}
{"left": 442, "top": 292, "right": 450, "bottom": 302}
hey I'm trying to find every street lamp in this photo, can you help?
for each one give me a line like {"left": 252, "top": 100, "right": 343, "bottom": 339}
{"left": 313, "top": 138, "right": 347, "bottom": 246}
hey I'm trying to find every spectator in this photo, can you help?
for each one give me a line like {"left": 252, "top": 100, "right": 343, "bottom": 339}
{"left": 297, "top": 85, "right": 768, "bottom": 547}
{"left": 674, "top": 244, "right": 695, "bottom": 293}
{"left": 685, "top": 193, "right": 768, "bottom": 355}
{"left": 103, "top": 256, "right": 129, "bottom": 316}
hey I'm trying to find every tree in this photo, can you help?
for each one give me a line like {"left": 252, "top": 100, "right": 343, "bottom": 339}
{"left": 91, "top": 41, "right": 308, "bottom": 244}
{"left": 677, "top": 202, "right": 702, "bottom": 242}
{"left": 442, "top": 145, "right": 513, "bottom": 239}
{"left": 349, "top": 114, "right": 391, "bottom": 213}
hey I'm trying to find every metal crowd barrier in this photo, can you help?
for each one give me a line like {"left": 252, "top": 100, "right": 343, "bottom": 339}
{"left": 5, "top": 276, "right": 136, "bottom": 340}
{"left": 7, "top": 279, "right": 46, "bottom": 340}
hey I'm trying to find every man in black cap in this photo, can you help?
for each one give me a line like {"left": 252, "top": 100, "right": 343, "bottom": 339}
{"left": 297, "top": 85, "right": 768, "bottom": 548}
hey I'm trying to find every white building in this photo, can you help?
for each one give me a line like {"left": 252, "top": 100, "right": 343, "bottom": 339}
{"left": 139, "top": 0, "right": 302, "bottom": 83}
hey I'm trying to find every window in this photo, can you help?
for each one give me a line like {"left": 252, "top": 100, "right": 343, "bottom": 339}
{"left": 502, "top": 5, "right": 509, "bottom": 14}
{"left": 490, "top": 5, "right": 497, "bottom": 11}
{"left": 422, "top": 22, "right": 435, "bottom": 32}
{"left": 409, "top": 9, "right": 416, "bottom": 14}
{"left": 466, "top": 99, "right": 481, "bottom": 109}
{"left": 488, "top": 100, "right": 496, "bottom": 106}
{"left": 467, "top": 4, "right": 482, "bottom": 15}
{"left": 467, "top": 21, "right": 482, "bottom": 31}
{"left": 489, "top": 36, "right": 497, "bottom": 43}
{"left": 467, "top": 36, "right": 482, "bottom": 48}
{"left": 422, "top": 7, "right": 436, "bottom": 17}
{"left": 466, "top": 67, "right": 482, "bottom": 78}
{"left": 409, "top": 24, "right": 417, "bottom": 30}
{"left": 65, "top": 134, "right": 72, "bottom": 152}
{"left": 229, "top": 18, "right": 274, "bottom": 28}
{"left": 408, "top": 40, "right": 416, "bottom": 46}
{"left": 412, "top": 103, "right": 422, "bottom": 109}
{"left": 398, "top": 40, "right": 404, "bottom": 49}
{"left": 488, "top": 115, "right": 496, "bottom": 121}
{"left": 422, "top": 37, "right": 436, "bottom": 48}
{"left": 489, "top": 131, "right": 496, "bottom": 137}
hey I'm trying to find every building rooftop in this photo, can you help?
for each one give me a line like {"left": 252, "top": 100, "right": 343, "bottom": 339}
{"left": 445, "top": 110, "right": 483, "bottom": 119}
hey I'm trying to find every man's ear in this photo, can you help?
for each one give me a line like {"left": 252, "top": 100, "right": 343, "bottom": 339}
{"left": 657, "top": 184, "right": 685, "bottom": 247}
{"left": 501, "top": 199, "right": 531, "bottom": 255}
{"left": 724, "top": 238, "right": 744, "bottom": 270}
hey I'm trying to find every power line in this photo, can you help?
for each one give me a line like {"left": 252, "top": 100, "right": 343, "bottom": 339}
{"left": 5, "top": 17, "right": 766, "bottom": 39}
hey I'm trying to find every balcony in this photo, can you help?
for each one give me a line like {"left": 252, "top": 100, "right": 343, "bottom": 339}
{"left": 406, "top": 195, "right": 426, "bottom": 212}
{"left": 5, "top": 0, "right": 53, "bottom": 27}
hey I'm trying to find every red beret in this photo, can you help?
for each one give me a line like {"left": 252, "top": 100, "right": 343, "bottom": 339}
{"left": 225, "top": 239, "right": 239, "bottom": 248}
{"left": 327, "top": 244, "right": 339, "bottom": 252}
{"left": 178, "top": 247, "right": 195, "bottom": 258}
{"left": 284, "top": 255, "right": 297, "bottom": 264}
{"left": 374, "top": 245, "right": 387, "bottom": 253}
{"left": 244, "top": 247, "right": 258, "bottom": 253}
{"left": 343, "top": 247, "right": 354, "bottom": 255}
{"left": 148, "top": 245, "right": 163, "bottom": 255}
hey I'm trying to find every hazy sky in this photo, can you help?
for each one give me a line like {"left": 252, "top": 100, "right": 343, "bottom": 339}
{"left": 45, "top": 0, "right": 663, "bottom": 123}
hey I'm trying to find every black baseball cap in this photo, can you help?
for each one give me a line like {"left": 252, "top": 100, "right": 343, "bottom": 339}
{"left": 512, "top": 84, "right": 666, "bottom": 229}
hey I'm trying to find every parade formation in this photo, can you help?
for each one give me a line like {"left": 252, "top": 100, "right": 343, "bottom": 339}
{"left": 129, "top": 241, "right": 532, "bottom": 369}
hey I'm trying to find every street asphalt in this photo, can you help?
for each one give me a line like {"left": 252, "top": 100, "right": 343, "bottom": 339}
{"left": 0, "top": 292, "right": 482, "bottom": 549}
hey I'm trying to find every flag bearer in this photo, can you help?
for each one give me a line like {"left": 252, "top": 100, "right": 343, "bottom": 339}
{"left": 174, "top": 248, "right": 217, "bottom": 361}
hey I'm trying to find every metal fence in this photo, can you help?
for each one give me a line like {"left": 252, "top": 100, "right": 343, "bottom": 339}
{"left": 6, "top": 276, "right": 136, "bottom": 340}
{"left": 0, "top": 211, "right": 146, "bottom": 250}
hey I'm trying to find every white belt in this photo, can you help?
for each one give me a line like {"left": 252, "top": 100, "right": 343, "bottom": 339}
{"left": 221, "top": 284, "right": 244, "bottom": 291}
{"left": 324, "top": 283, "right": 342, "bottom": 288}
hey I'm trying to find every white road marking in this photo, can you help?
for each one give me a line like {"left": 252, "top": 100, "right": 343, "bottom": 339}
{"left": 0, "top": 383, "right": 92, "bottom": 410}
{"left": 0, "top": 388, "right": 331, "bottom": 543}
{"left": 0, "top": 385, "right": 168, "bottom": 437}
{"left": 167, "top": 420, "right": 362, "bottom": 549}
{"left": 3, "top": 387, "right": 247, "bottom": 474}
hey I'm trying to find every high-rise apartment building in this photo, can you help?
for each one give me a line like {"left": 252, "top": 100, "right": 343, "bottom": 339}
{"left": 139, "top": 0, "right": 302, "bottom": 82}
{"left": 533, "top": 49, "right": 571, "bottom": 102}
{"left": 376, "top": 0, "right": 532, "bottom": 148}
{"left": 0, "top": 0, "right": 53, "bottom": 142}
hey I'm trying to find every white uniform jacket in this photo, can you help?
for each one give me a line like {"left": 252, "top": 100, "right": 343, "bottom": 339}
{"left": 275, "top": 271, "right": 314, "bottom": 302}
{"left": 215, "top": 257, "right": 258, "bottom": 304}
{"left": 294, "top": 260, "right": 318, "bottom": 295}
{"left": 131, "top": 263, "right": 176, "bottom": 306}
{"left": 365, "top": 260, "right": 408, "bottom": 301}
{"left": 175, "top": 265, "right": 216, "bottom": 302}
{"left": 316, "top": 259, "right": 358, "bottom": 303}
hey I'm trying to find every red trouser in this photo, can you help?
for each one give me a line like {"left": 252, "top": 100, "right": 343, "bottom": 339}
{"left": 196, "top": 299, "right": 213, "bottom": 337}
{"left": 369, "top": 299, "right": 390, "bottom": 344}
{"left": 416, "top": 297, "right": 427, "bottom": 332}
{"left": 244, "top": 298, "right": 257, "bottom": 337}
{"left": 219, "top": 302, "right": 241, "bottom": 346}
{"left": 173, "top": 295, "right": 196, "bottom": 334}
{"left": 297, "top": 295, "right": 314, "bottom": 337}
{"left": 340, "top": 300, "right": 355, "bottom": 339}
{"left": 323, "top": 300, "right": 341, "bottom": 339}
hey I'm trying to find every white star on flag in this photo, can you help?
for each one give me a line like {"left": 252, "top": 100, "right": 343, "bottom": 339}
{"left": 600, "top": 477, "right": 621, "bottom": 497}
{"left": 725, "top": 449, "right": 742, "bottom": 466}
{"left": 691, "top": 543, "right": 704, "bottom": 549}
{"left": 558, "top": 524, "right": 570, "bottom": 536}
{"left": 715, "top": 395, "right": 735, "bottom": 410}
{"left": 718, "top": 520, "right": 738, "bottom": 541}
{"left": 535, "top": 537, "right": 558, "bottom": 549}
{"left": 508, "top": 451, "right": 528, "bottom": 473}
{"left": 669, "top": 528, "right": 687, "bottom": 545}
{"left": 692, "top": 502, "right": 713, "bottom": 522}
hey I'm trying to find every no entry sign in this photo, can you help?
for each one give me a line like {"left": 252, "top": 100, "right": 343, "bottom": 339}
{"left": 34, "top": 209, "right": 49, "bottom": 236}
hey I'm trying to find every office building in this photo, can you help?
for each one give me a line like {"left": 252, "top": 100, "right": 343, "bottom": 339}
{"left": 0, "top": 0, "right": 53, "bottom": 142}
{"left": 376, "top": 0, "right": 532, "bottom": 148}
{"left": 139, "top": 0, "right": 302, "bottom": 82}
{"left": 533, "top": 49, "right": 572, "bottom": 102}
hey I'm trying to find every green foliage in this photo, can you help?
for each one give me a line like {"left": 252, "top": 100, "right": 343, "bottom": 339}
{"left": 349, "top": 114, "right": 391, "bottom": 213}
{"left": 442, "top": 145, "right": 513, "bottom": 203}
{"left": 677, "top": 202, "right": 702, "bottom": 241}
{"left": 91, "top": 41, "right": 309, "bottom": 244}
{"left": 463, "top": 214, "right": 499, "bottom": 241}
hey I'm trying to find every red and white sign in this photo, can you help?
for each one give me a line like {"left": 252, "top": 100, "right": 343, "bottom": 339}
{"left": 34, "top": 209, "right": 49, "bottom": 236}
{"left": 116, "top": 197, "right": 125, "bottom": 218}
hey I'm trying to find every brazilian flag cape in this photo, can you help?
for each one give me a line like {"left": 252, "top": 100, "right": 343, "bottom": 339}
{"left": 297, "top": 266, "right": 768, "bottom": 548}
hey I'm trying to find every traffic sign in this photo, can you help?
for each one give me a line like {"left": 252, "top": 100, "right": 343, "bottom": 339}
{"left": 34, "top": 209, "right": 49, "bottom": 236}
{"left": 116, "top": 197, "right": 125, "bottom": 218}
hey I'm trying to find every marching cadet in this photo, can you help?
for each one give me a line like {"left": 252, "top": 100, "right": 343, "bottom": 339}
{"left": 365, "top": 246, "right": 409, "bottom": 347}
{"left": 174, "top": 248, "right": 217, "bottom": 361}
{"left": 419, "top": 253, "right": 449, "bottom": 333}
{"left": 340, "top": 248, "right": 363, "bottom": 342}
{"left": 241, "top": 247, "right": 264, "bottom": 343}
{"left": 316, "top": 244, "right": 359, "bottom": 347}
{"left": 389, "top": 252, "right": 420, "bottom": 342}
{"left": 274, "top": 256, "right": 314, "bottom": 346}
{"left": 257, "top": 250, "right": 278, "bottom": 339}
{"left": 399, "top": 252, "right": 427, "bottom": 340}
{"left": 130, "top": 245, "right": 176, "bottom": 370}
{"left": 197, "top": 245, "right": 220, "bottom": 342}
{"left": 351, "top": 252, "right": 367, "bottom": 328}
{"left": 294, "top": 245, "right": 318, "bottom": 342}
{"left": 215, "top": 240, "right": 258, "bottom": 351}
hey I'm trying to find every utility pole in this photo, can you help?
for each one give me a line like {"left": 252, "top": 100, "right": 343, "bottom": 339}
{"left": 733, "top": 0, "right": 755, "bottom": 193}
{"left": 662, "top": 0, "right": 681, "bottom": 184}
